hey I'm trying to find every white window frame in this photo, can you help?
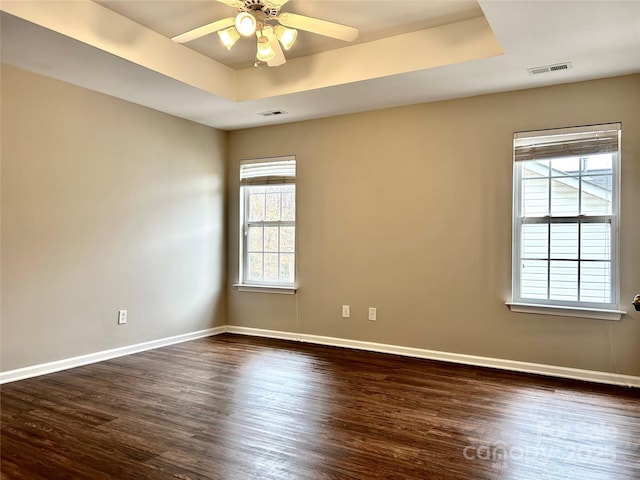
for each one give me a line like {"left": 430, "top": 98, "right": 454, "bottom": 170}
{"left": 236, "top": 155, "right": 296, "bottom": 294}
{"left": 508, "top": 123, "right": 625, "bottom": 320}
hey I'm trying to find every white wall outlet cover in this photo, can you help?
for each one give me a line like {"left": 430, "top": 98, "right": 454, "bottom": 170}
{"left": 342, "top": 305, "right": 350, "bottom": 318}
{"left": 368, "top": 307, "right": 377, "bottom": 321}
{"left": 118, "top": 310, "right": 127, "bottom": 324}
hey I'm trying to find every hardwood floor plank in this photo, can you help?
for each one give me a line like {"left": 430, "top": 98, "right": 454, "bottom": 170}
{"left": 2, "top": 334, "right": 639, "bottom": 479}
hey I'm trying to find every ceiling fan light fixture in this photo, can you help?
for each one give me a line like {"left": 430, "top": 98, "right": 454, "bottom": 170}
{"left": 256, "top": 34, "right": 275, "bottom": 62}
{"left": 274, "top": 25, "right": 297, "bottom": 50}
{"left": 218, "top": 26, "right": 240, "bottom": 50}
{"left": 235, "top": 11, "right": 257, "bottom": 36}
{"left": 171, "top": 2, "right": 360, "bottom": 67}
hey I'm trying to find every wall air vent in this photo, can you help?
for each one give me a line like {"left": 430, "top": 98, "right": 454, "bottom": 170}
{"left": 528, "top": 62, "right": 572, "bottom": 75}
{"left": 259, "top": 110, "right": 288, "bottom": 117}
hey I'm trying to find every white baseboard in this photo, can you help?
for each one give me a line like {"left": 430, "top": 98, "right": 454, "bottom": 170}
{"left": 226, "top": 325, "right": 301, "bottom": 341}
{"left": 226, "top": 326, "right": 640, "bottom": 388}
{"left": 0, "top": 326, "right": 226, "bottom": 384}
{"left": 3, "top": 325, "right": 638, "bottom": 388}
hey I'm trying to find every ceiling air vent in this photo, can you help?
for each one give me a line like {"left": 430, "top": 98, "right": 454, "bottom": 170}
{"left": 527, "top": 62, "right": 572, "bottom": 76}
{"left": 259, "top": 110, "right": 288, "bottom": 117}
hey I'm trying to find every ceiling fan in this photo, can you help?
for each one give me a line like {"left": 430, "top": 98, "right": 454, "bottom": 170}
{"left": 171, "top": 0, "right": 359, "bottom": 67}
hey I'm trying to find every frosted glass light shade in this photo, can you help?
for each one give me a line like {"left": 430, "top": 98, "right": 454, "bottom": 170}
{"left": 256, "top": 35, "right": 275, "bottom": 61}
{"left": 274, "top": 25, "right": 297, "bottom": 50}
{"left": 235, "top": 12, "right": 256, "bottom": 36}
{"left": 218, "top": 26, "right": 240, "bottom": 50}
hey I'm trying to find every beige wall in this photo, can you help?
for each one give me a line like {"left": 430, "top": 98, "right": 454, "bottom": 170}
{"left": 1, "top": 65, "right": 227, "bottom": 371}
{"left": 2, "top": 64, "right": 638, "bottom": 378}
{"left": 227, "top": 74, "right": 640, "bottom": 376}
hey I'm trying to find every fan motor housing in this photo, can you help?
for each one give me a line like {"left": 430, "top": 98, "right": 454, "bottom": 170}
{"left": 243, "top": 0, "right": 279, "bottom": 18}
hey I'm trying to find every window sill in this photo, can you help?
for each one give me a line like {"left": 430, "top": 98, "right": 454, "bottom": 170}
{"left": 506, "top": 302, "right": 625, "bottom": 321}
{"left": 234, "top": 284, "right": 297, "bottom": 295}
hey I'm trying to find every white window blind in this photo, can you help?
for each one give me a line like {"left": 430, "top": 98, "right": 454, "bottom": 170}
{"left": 514, "top": 123, "right": 620, "bottom": 162}
{"left": 240, "top": 157, "right": 296, "bottom": 185}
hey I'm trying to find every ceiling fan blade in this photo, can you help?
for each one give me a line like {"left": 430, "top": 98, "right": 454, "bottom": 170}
{"left": 263, "top": 27, "right": 286, "bottom": 67}
{"left": 171, "top": 17, "right": 235, "bottom": 43}
{"left": 215, "top": 0, "right": 245, "bottom": 7}
{"left": 265, "top": 0, "right": 291, "bottom": 8}
{"left": 277, "top": 12, "right": 358, "bottom": 42}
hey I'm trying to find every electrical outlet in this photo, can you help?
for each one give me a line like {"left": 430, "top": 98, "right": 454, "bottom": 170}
{"left": 368, "top": 307, "right": 377, "bottom": 321}
{"left": 117, "top": 309, "right": 127, "bottom": 325}
{"left": 342, "top": 305, "right": 350, "bottom": 318}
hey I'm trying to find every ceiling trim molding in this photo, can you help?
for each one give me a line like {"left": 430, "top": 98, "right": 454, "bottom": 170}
{"left": 1, "top": 1, "right": 502, "bottom": 105}
{"left": 237, "top": 16, "right": 503, "bottom": 102}
{"left": 0, "top": 0, "right": 238, "bottom": 100}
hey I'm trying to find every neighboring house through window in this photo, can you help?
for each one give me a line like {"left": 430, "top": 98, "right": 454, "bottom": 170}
{"left": 238, "top": 156, "right": 296, "bottom": 291}
{"left": 509, "top": 123, "right": 623, "bottom": 320}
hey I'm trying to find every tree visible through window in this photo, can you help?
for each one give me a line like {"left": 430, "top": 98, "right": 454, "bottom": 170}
{"left": 240, "top": 156, "right": 296, "bottom": 287}
{"left": 512, "top": 124, "right": 620, "bottom": 311}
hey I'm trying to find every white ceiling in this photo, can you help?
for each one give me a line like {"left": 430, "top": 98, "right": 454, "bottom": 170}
{"left": 1, "top": 1, "right": 639, "bottom": 131}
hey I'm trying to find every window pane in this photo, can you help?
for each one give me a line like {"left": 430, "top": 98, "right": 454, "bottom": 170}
{"left": 247, "top": 226, "right": 263, "bottom": 252}
{"left": 522, "top": 178, "right": 549, "bottom": 216}
{"left": 248, "top": 191, "right": 265, "bottom": 221}
{"left": 264, "top": 253, "right": 279, "bottom": 282}
{"left": 549, "top": 261, "right": 578, "bottom": 301}
{"left": 581, "top": 176, "right": 612, "bottom": 215}
{"left": 265, "top": 188, "right": 282, "bottom": 221}
{"left": 520, "top": 260, "right": 548, "bottom": 299}
{"left": 282, "top": 190, "right": 295, "bottom": 221}
{"left": 264, "top": 226, "right": 279, "bottom": 252}
{"left": 551, "top": 157, "right": 580, "bottom": 175}
{"left": 550, "top": 178, "right": 578, "bottom": 216}
{"left": 522, "top": 160, "right": 549, "bottom": 178}
{"left": 280, "top": 226, "right": 295, "bottom": 253}
{"left": 280, "top": 253, "right": 295, "bottom": 283}
{"left": 582, "top": 154, "right": 612, "bottom": 174}
{"left": 582, "top": 154, "right": 613, "bottom": 216}
{"left": 581, "top": 223, "right": 611, "bottom": 260}
{"left": 580, "top": 262, "right": 611, "bottom": 303}
{"left": 248, "top": 253, "right": 263, "bottom": 281}
{"left": 249, "top": 185, "right": 266, "bottom": 194}
{"left": 550, "top": 223, "right": 578, "bottom": 259}
{"left": 522, "top": 224, "right": 548, "bottom": 259}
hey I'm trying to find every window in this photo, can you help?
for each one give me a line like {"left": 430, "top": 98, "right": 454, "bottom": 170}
{"left": 510, "top": 123, "right": 622, "bottom": 319}
{"left": 238, "top": 156, "right": 296, "bottom": 290}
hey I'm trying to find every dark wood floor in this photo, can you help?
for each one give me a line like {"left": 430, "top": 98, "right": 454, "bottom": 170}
{"left": 1, "top": 334, "right": 639, "bottom": 479}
